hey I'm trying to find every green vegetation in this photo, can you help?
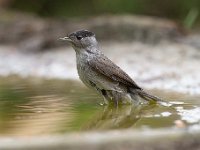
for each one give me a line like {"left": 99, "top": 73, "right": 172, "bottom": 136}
{"left": 4, "top": 0, "right": 199, "bottom": 28}
{"left": 9, "top": 0, "right": 199, "bottom": 23}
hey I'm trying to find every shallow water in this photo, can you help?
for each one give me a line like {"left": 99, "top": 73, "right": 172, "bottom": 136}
{"left": 0, "top": 76, "right": 199, "bottom": 136}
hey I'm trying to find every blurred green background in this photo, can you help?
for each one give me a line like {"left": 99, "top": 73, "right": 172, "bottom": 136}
{"left": 0, "top": 0, "right": 199, "bottom": 27}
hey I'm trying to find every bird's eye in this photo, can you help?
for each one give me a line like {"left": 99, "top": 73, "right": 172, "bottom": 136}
{"left": 77, "top": 36, "right": 83, "bottom": 40}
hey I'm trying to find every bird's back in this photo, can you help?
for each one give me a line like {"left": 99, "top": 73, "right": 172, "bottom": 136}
{"left": 87, "top": 53, "right": 142, "bottom": 90}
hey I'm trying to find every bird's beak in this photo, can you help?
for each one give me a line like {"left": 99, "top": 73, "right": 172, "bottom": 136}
{"left": 59, "top": 36, "right": 72, "bottom": 42}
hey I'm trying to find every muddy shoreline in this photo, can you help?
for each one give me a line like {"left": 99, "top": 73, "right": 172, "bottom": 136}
{"left": 0, "top": 129, "right": 200, "bottom": 150}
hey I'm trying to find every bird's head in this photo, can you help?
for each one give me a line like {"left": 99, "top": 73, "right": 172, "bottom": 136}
{"left": 60, "top": 30, "right": 98, "bottom": 53}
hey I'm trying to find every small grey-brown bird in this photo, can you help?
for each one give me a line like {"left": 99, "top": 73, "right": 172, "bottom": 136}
{"left": 60, "top": 30, "right": 165, "bottom": 105}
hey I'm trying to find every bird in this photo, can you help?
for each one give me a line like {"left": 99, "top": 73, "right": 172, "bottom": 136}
{"left": 60, "top": 30, "right": 166, "bottom": 105}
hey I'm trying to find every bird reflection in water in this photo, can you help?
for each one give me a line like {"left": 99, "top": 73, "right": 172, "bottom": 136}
{"left": 82, "top": 104, "right": 157, "bottom": 130}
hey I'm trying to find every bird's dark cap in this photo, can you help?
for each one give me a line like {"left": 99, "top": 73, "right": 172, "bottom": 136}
{"left": 69, "top": 30, "right": 95, "bottom": 38}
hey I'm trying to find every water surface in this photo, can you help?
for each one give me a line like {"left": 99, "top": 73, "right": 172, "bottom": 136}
{"left": 0, "top": 76, "right": 199, "bottom": 136}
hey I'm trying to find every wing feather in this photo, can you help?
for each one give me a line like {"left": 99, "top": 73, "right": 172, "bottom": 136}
{"left": 88, "top": 56, "right": 142, "bottom": 90}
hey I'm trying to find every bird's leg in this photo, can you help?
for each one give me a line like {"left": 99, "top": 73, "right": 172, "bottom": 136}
{"left": 100, "top": 89, "right": 109, "bottom": 105}
{"left": 90, "top": 81, "right": 109, "bottom": 105}
{"left": 122, "top": 94, "right": 133, "bottom": 104}
{"left": 112, "top": 91, "right": 122, "bottom": 107}
{"left": 103, "top": 96, "right": 109, "bottom": 105}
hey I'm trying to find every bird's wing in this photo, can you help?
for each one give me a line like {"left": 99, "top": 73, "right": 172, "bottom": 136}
{"left": 88, "top": 56, "right": 142, "bottom": 90}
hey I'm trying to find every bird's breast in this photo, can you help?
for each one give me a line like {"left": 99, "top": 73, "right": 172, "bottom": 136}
{"left": 76, "top": 53, "right": 93, "bottom": 87}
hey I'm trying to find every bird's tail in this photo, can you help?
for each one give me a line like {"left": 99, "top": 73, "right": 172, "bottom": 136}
{"left": 135, "top": 89, "right": 172, "bottom": 106}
